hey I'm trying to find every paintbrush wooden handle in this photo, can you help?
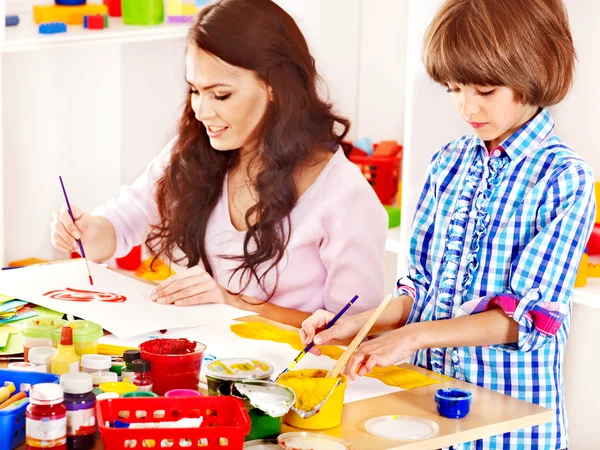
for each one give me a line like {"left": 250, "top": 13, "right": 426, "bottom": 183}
{"left": 327, "top": 293, "right": 393, "bottom": 378}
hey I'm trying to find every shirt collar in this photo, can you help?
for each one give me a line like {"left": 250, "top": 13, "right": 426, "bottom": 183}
{"left": 472, "top": 108, "right": 555, "bottom": 162}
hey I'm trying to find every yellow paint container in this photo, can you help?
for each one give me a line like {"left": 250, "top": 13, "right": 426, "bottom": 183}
{"left": 278, "top": 369, "right": 347, "bottom": 430}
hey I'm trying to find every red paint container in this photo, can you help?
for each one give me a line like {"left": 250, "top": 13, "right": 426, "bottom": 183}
{"left": 139, "top": 338, "right": 206, "bottom": 395}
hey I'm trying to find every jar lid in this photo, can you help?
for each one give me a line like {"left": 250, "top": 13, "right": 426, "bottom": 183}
{"left": 364, "top": 415, "right": 439, "bottom": 441}
{"left": 7, "top": 362, "right": 38, "bottom": 371}
{"left": 233, "top": 381, "right": 295, "bottom": 417}
{"left": 96, "top": 392, "right": 119, "bottom": 401}
{"left": 205, "top": 358, "right": 273, "bottom": 381}
{"left": 132, "top": 359, "right": 151, "bottom": 373}
{"left": 61, "top": 372, "right": 93, "bottom": 394}
{"left": 81, "top": 354, "right": 111, "bottom": 370}
{"left": 92, "top": 373, "right": 118, "bottom": 385}
{"left": 98, "top": 381, "right": 137, "bottom": 396}
{"left": 28, "top": 347, "right": 58, "bottom": 365}
{"left": 52, "top": 320, "right": 103, "bottom": 343}
{"left": 30, "top": 383, "right": 64, "bottom": 405}
{"left": 123, "top": 349, "right": 141, "bottom": 363}
{"left": 244, "top": 440, "right": 282, "bottom": 449}
{"left": 277, "top": 432, "right": 351, "bottom": 449}
{"left": 20, "top": 318, "right": 67, "bottom": 339}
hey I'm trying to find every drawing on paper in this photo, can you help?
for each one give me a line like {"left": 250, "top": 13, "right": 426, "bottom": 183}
{"left": 43, "top": 288, "right": 126, "bottom": 303}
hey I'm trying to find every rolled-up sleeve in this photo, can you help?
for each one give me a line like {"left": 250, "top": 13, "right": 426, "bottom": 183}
{"left": 458, "top": 162, "right": 596, "bottom": 352}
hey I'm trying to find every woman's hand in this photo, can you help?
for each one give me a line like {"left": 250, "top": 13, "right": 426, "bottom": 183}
{"left": 299, "top": 309, "right": 365, "bottom": 356}
{"left": 150, "top": 266, "right": 232, "bottom": 306}
{"left": 344, "top": 325, "right": 422, "bottom": 380}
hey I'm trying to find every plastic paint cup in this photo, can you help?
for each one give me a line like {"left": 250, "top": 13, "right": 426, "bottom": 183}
{"left": 52, "top": 321, "right": 103, "bottom": 357}
{"left": 139, "top": 338, "right": 206, "bottom": 395}
{"left": 164, "top": 389, "right": 203, "bottom": 398}
{"left": 435, "top": 388, "right": 472, "bottom": 419}
{"left": 279, "top": 370, "right": 347, "bottom": 430}
{"left": 20, "top": 318, "right": 67, "bottom": 361}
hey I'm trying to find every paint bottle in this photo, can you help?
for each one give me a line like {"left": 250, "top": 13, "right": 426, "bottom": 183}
{"left": 26, "top": 383, "right": 67, "bottom": 450}
{"left": 131, "top": 359, "right": 153, "bottom": 392}
{"left": 29, "top": 347, "right": 59, "bottom": 373}
{"left": 61, "top": 372, "right": 96, "bottom": 449}
{"left": 80, "top": 354, "right": 115, "bottom": 387}
{"left": 51, "top": 326, "right": 81, "bottom": 376}
{"left": 121, "top": 349, "right": 141, "bottom": 382}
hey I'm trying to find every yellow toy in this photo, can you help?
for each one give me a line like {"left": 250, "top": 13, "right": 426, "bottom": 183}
{"left": 135, "top": 257, "right": 175, "bottom": 281}
{"left": 34, "top": 4, "right": 108, "bottom": 25}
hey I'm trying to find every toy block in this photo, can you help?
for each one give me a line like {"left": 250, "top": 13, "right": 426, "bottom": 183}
{"left": 588, "top": 263, "right": 600, "bottom": 278}
{"left": 374, "top": 140, "right": 401, "bottom": 157}
{"left": 587, "top": 223, "right": 600, "bottom": 256}
{"left": 39, "top": 22, "right": 67, "bottom": 34}
{"left": 34, "top": 4, "right": 108, "bottom": 25}
{"left": 122, "top": 0, "right": 164, "bottom": 25}
{"left": 5, "top": 15, "right": 20, "bottom": 27}
{"left": 595, "top": 182, "right": 600, "bottom": 224}
{"left": 354, "top": 137, "right": 373, "bottom": 155}
{"left": 383, "top": 205, "right": 401, "bottom": 228}
{"left": 84, "top": 14, "right": 108, "bottom": 29}
{"left": 103, "top": 0, "right": 122, "bottom": 17}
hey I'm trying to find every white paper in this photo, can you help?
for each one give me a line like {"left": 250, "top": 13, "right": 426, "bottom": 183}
{"left": 100, "top": 320, "right": 402, "bottom": 403}
{"left": 0, "top": 260, "right": 254, "bottom": 338}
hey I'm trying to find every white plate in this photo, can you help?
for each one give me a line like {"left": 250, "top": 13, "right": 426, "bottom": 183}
{"left": 365, "top": 415, "right": 439, "bottom": 441}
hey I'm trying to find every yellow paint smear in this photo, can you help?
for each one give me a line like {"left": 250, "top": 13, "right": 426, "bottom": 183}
{"left": 230, "top": 322, "right": 440, "bottom": 389}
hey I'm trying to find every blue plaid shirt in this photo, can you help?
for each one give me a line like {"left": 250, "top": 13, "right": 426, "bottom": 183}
{"left": 397, "top": 108, "right": 595, "bottom": 449}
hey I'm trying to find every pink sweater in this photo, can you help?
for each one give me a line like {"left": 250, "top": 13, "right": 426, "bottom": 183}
{"left": 94, "top": 139, "right": 387, "bottom": 314}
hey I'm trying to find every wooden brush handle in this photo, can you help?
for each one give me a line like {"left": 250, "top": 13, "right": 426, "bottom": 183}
{"left": 327, "top": 294, "right": 393, "bottom": 378}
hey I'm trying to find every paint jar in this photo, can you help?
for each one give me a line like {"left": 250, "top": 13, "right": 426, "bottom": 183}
{"left": 164, "top": 388, "right": 203, "bottom": 398}
{"left": 139, "top": 338, "right": 206, "bottom": 395}
{"left": 122, "top": 391, "right": 159, "bottom": 398}
{"left": 7, "top": 362, "right": 38, "bottom": 371}
{"left": 435, "top": 388, "right": 472, "bottom": 419}
{"left": 121, "top": 349, "right": 141, "bottom": 382}
{"left": 28, "top": 347, "right": 59, "bottom": 373}
{"left": 131, "top": 359, "right": 153, "bottom": 392}
{"left": 97, "top": 381, "right": 137, "bottom": 397}
{"left": 61, "top": 372, "right": 96, "bottom": 449}
{"left": 232, "top": 381, "right": 295, "bottom": 441}
{"left": 277, "top": 369, "right": 347, "bottom": 430}
{"left": 26, "top": 383, "right": 67, "bottom": 449}
{"left": 20, "top": 318, "right": 67, "bottom": 362}
{"left": 80, "top": 354, "right": 114, "bottom": 387}
{"left": 52, "top": 321, "right": 103, "bottom": 357}
{"left": 204, "top": 358, "right": 273, "bottom": 396}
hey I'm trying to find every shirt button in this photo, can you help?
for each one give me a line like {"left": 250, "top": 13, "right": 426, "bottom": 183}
{"left": 492, "top": 149, "right": 502, "bottom": 157}
{"left": 528, "top": 291, "right": 539, "bottom": 300}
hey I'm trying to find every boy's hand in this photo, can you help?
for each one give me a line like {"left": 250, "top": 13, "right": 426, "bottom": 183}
{"left": 345, "top": 325, "right": 421, "bottom": 380}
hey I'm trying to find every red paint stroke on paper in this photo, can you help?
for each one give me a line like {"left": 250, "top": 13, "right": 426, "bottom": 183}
{"left": 43, "top": 288, "right": 126, "bottom": 303}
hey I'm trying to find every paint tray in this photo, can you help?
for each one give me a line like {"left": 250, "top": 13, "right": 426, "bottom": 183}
{"left": 97, "top": 395, "right": 251, "bottom": 449}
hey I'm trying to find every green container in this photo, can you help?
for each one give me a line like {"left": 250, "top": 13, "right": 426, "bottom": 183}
{"left": 122, "top": 0, "right": 164, "bottom": 25}
{"left": 122, "top": 391, "right": 159, "bottom": 398}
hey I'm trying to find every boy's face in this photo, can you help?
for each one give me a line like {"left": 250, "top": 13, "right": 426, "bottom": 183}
{"left": 446, "top": 84, "right": 538, "bottom": 150}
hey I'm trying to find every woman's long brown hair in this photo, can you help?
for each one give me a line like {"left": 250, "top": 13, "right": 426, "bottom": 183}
{"left": 146, "top": 0, "right": 349, "bottom": 299}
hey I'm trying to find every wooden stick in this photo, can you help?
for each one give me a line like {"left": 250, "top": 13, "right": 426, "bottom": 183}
{"left": 326, "top": 293, "right": 393, "bottom": 378}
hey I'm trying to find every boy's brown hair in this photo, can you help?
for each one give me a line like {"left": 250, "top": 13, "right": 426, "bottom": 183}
{"left": 423, "top": 0, "right": 575, "bottom": 107}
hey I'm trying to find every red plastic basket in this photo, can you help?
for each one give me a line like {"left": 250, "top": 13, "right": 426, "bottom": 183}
{"left": 347, "top": 144, "right": 403, "bottom": 206}
{"left": 97, "top": 396, "right": 251, "bottom": 449}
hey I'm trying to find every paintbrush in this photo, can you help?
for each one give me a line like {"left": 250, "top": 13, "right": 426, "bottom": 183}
{"left": 327, "top": 293, "right": 393, "bottom": 378}
{"left": 58, "top": 176, "right": 94, "bottom": 286}
{"left": 273, "top": 294, "right": 359, "bottom": 381}
{"left": 0, "top": 356, "right": 25, "bottom": 362}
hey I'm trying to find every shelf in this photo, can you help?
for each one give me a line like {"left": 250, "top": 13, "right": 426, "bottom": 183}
{"left": 1, "top": 13, "right": 189, "bottom": 53}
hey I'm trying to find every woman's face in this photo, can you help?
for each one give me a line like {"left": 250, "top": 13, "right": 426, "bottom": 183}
{"left": 185, "top": 45, "right": 272, "bottom": 152}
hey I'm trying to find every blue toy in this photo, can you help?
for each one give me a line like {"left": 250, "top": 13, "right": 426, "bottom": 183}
{"left": 39, "top": 22, "right": 67, "bottom": 34}
{"left": 5, "top": 15, "right": 19, "bottom": 26}
{"left": 354, "top": 137, "right": 374, "bottom": 155}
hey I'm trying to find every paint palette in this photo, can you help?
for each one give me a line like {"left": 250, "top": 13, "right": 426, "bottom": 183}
{"left": 364, "top": 415, "right": 439, "bottom": 441}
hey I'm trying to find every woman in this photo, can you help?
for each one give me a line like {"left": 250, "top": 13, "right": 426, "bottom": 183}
{"left": 50, "top": 0, "right": 387, "bottom": 327}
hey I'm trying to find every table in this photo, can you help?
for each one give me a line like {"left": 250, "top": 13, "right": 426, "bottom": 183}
{"left": 8, "top": 320, "right": 552, "bottom": 449}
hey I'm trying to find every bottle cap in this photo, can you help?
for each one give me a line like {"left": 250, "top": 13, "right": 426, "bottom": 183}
{"left": 132, "top": 359, "right": 151, "bottom": 373}
{"left": 61, "top": 372, "right": 93, "bottom": 394}
{"left": 81, "top": 354, "right": 111, "bottom": 370}
{"left": 123, "top": 350, "right": 141, "bottom": 363}
{"left": 30, "top": 383, "right": 64, "bottom": 405}
{"left": 59, "top": 326, "right": 73, "bottom": 346}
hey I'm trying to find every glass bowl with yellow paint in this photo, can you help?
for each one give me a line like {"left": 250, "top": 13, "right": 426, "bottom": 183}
{"left": 277, "top": 369, "right": 347, "bottom": 430}
{"left": 204, "top": 358, "right": 274, "bottom": 396}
